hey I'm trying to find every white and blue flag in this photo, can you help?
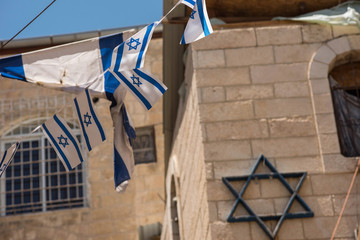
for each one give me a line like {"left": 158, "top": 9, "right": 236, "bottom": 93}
{"left": 110, "top": 21, "right": 159, "bottom": 73}
{"left": 181, "top": 0, "right": 195, "bottom": 9}
{"left": 41, "top": 114, "right": 84, "bottom": 172}
{"left": 74, "top": 88, "right": 106, "bottom": 152}
{"left": 180, "top": 0, "right": 213, "bottom": 44}
{"left": 0, "top": 142, "right": 20, "bottom": 177}
{"left": 110, "top": 68, "right": 167, "bottom": 110}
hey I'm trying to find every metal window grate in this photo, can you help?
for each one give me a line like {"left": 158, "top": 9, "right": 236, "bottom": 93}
{"left": 0, "top": 94, "right": 87, "bottom": 216}
{"left": 133, "top": 126, "right": 156, "bottom": 165}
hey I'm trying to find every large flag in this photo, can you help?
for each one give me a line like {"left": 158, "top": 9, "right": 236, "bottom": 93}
{"left": 180, "top": 0, "right": 213, "bottom": 44}
{"left": 181, "top": 0, "right": 195, "bottom": 9}
{"left": 73, "top": 88, "right": 106, "bottom": 152}
{"left": 0, "top": 31, "right": 133, "bottom": 98}
{"left": 110, "top": 21, "right": 159, "bottom": 73}
{"left": 110, "top": 68, "right": 167, "bottom": 110}
{"left": 41, "top": 114, "right": 84, "bottom": 171}
{"left": 0, "top": 142, "right": 20, "bottom": 177}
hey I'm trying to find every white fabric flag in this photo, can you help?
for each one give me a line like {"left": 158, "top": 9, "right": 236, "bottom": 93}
{"left": 41, "top": 115, "right": 84, "bottom": 171}
{"left": 73, "top": 88, "right": 106, "bottom": 151}
{"left": 0, "top": 142, "right": 20, "bottom": 177}
{"left": 110, "top": 21, "right": 159, "bottom": 72}
{"left": 181, "top": 0, "right": 195, "bottom": 9}
{"left": 110, "top": 68, "right": 167, "bottom": 110}
{"left": 180, "top": 0, "right": 213, "bottom": 44}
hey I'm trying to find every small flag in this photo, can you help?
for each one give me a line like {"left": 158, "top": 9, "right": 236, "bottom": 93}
{"left": 181, "top": 0, "right": 195, "bottom": 9}
{"left": 110, "top": 68, "right": 167, "bottom": 110}
{"left": 110, "top": 21, "right": 159, "bottom": 72}
{"left": 41, "top": 114, "right": 84, "bottom": 171}
{"left": 74, "top": 88, "right": 106, "bottom": 151}
{"left": 180, "top": 0, "right": 213, "bottom": 44}
{"left": 0, "top": 142, "right": 20, "bottom": 177}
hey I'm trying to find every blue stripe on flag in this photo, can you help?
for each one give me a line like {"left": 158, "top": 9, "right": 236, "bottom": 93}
{"left": 85, "top": 89, "right": 106, "bottom": 141}
{"left": 114, "top": 71, "right": 152, "bottom": 110}
{"left": 197, "top": 0, "right": 210, "bottom": 36}
{"left": 184, "top": 0, "right": 195, "bottom": 7}
{"left": 53, "top": 115, "right": 84, "bottom": 163}
{"left": 0, "top": 150, "right": 8, "bottom": 168}
{"left": 114, "top": 43, "right": 124, "bottom": 74}
{"left": 133, "top": 69, "right": 166, "bottom": 94}
{"left": 180, "top": 34, "right": 186, "bottom": 45}
{"left": 121, "top": 105, "right": 136, "bottom": 139}
{"left": 136, "top": 23, "right": 155, "bottom": 69}
{"left": 74, "top": 98, "right": 92, "bottom": 151}
{"left": 0, "top": 54, "right": 26, "bottom": 81}
{"left": 42, "top": 123, "right": 72, "bottom": 171}
{"left": 114, "top": 147, "right": 130, "bottom": 187}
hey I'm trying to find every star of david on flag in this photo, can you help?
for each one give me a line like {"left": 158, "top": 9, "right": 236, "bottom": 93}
{"left": 41, "top": 114, "right": 84, "bottom": 172}
{"left": 110, "top": 21, "right": 159, "bottom": 72}
{"left": 74, "top": 89, "right": 106, "bottom": 152}
{"left": 0, "top": 142, "right": 20, "bottom": 177}
{"left": 180, "top": 0, "right": 213, "bottom": 44}
{"left": 110, "top": 68, "right": 167, "bottom": 110}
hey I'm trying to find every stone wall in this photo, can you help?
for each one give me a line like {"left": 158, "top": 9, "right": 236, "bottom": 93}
{"left": 162, "top": 23, "right": 360, "bottom": 240}
{"left": 0, "top": 38, "right": 165, "bottom": 240}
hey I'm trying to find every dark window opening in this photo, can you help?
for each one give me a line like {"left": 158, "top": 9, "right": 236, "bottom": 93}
{"left": 133, "top": 126, "right": 156, "bottom": 165}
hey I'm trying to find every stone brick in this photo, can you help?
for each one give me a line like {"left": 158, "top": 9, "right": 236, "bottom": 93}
{"left": 302, "top": 24, "right": 333, "bottom": 43}
{"left": 252, "top": 137, "right": 319, "bottom": 158}
{"left": 316, "top": 113, "right": 337, "bottom": 135}
{"left": 274, "top": 43, "right": 320, "bottom": 63}
{"left": 319, "top": 133, "right": 341, "bottom": 154}
{"left": 303, "top": 196, "right": 334, "bottom": 217}
{"left": 310, "top": 78, "right": 331, "bottom": 95}
{"left": 332, "top": 25, "right": 360, "bottom": 37}
{"left": 250, "top": 221, "right": 273, "bottom": 240}
{"left": 201, "top": 86, "right": 225, "bottom": 103}
{"left": 311, "top": 174, "right": 353, "bottom": 195}
{"left": 333, "top": 195, "right": 360, "bottom": 216}
{"left": 204, "top": 141, "right": 252, "bottom": 161}
{"left": 206, "top": 162, "right": 214, "bottom": 180}
{"left": 269, "top": 116, "right": 315, "bottom": 137}
{"left": 207, "top": 180, "right": 235, "bottom": 201}
{"left": 309, "top": 61, "right": 329, "bottom": 79}
{"left": 313, "top": 45, "right": 336, "bottom": 65}
{"left": 210, "top": 221, "right": 251, "bottom": 240}
{"left": 313, "top": 93, "right": 334, "bottom": 114}
{"left": 275, "top": 156, "right": 323, "bottom": 174}
{"left": 277, "top": 219, "right": 304, "bottom": 240}
{"left": 199, "top": 101, "right": 254, "bottom": 122}
{"left": 226, "top": 84, "right": 273, "bottom": 101}
{"left": 192, "top": 28, "right": 256, "bottom": 50}
{"left": 205, "top": 120, "right": 268, "bottom": 141}
{"left": 196, "top": 67, "right": 251, "bottom": 87}
{"left": 225, "top": 46, "right": 274, "bottom": 67}
{"left": 348, "top": 35, "right": 360, "bottom": 50}
{"left": 254, "top": 98, "right": 313, "bottom": 118}
{"left": 274, "top": 81, "right": 309, "bottom": 98}
{"left": 250, "top": 63, "right": 308, "bottom": 84}
{"left": 196, "top": 50, "right": 226, "bottom": 68}
{"left": 327, "top": 36, "right": 351, "bottom": 56}
{"left": 323, "top": 154, "right": 357, "bottom": 173}
{"left": 256, "top": 26, "right": 302, "bottom": 45}
{"left": 208, "top": 201, "right": 218, "bottom": 222}
{"left": 213, "top": 159, "right": 258, "bottom": 179}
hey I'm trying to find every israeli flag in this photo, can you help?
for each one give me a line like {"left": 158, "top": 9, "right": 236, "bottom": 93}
{"left": 180, "top": 0, "right": 213, "bottom": 44}
{"left": 110, "top": 21, "right": 159, "bottom": 73}
{"left": 181, "top": 0, "right": 195, "bottom": 9}
{"left": 0, "top": 142, "right": 20, "bottom": 177}
{"left": 0, "top": 30, "right": 133, "bottom": 98}
{"left": 110, "top": 68, "right": 167, "bottom": 110}
{"left": 41, "top": 115, "right": 84, "bottom": 171}
{"left": 74, "top": 88, "right": 106, "bottom": 152}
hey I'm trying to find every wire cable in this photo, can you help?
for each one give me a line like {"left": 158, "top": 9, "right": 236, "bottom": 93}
{"left": 1, "top": 0, "right": 57, "bottom": 49}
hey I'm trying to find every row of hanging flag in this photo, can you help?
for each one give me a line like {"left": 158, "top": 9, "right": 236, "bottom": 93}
{"left": 0, "top": 0, "right": 213, "bottom": 192}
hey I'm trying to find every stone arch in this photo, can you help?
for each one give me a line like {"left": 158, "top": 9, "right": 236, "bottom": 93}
{"left": 308, "top": 34, "right": 360, "bottom": 167}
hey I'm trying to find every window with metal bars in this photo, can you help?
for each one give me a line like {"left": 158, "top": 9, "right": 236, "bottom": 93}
{"left": 133, "top": 126, "right": 156, "bottom": 165}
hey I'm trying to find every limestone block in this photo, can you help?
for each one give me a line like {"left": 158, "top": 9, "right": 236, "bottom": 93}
{"left": 201, "top": 86, "right": 226, "bottom": 103}
{"left": 196, "top": 50, "right": 226, "bottom": 69}
{"left": 210, "top": 221, "right": 251, "bottom": 240}
{"left": 208, "top": 201, "right": 218, "bottom": 222}
{"left": 302, "top": 24, "right": 333, "bottom": 43}
{"left": 196, "top": 67, "right": 251, "bottom": 87}
{"left": 192, "top": 28, "right": 256, "bottom": 50}
{"left": 226, "top": 84, "right": 274, "bottom": 101}
{"left": 252, "top": 137, "right": 319, "bottom": 158}
{"left": 206, "top": 162, "right": 214, "bottom": 180}
{"left": 256, "top": 26, "right": 302, "bottom": 45}
{"left": 323, "top": 154, "right": 357, "bottom": 173}
{"left": 274, "top": 43, "right": 321, "bottom": 63}
{"left": 310, "top": 78, "right": 331, "bottom": 95}
{"left": 348, "top": 35, "right": 360, "bottom": 50}
{"left": 274, "top": 81, "right": 310, "bottom": 98}
{"left": 251, "top": 63, "right": 308, "bottom": 84}
{"left": 327, "top": 37, "right": 351, "bottom": 56}
{"left": 225, "top": 46, "right": 274, "bottom": 67}
{"left": 313, "top": 93, "right": 334, "bottom": 114}
{"left": 113, "top": 217, "right": 137, "bottom": 233}
{"left": 213, "top": 159, "right": 257, "bottom": 179}
{"left": 275, "top": 156, "right": 323, "bottom": 174}
{"left": 332, "top": 25, "right": 360, "bottom": 37}
{"left": 269, "top": 116, "right": 315, "bottom": 138}
{"left": 319, "top": 133, "right": 341, "bottom": 154}
{"left": 88, "top": 220, "right": 114, "bottom": 236}
{"left": 311, "top": 174, "right": 353, "bottom": 195}
{"left": 207, "top": 181, "right": 234, "bottom": 201}
{"left": 276, "top": 219, "right": 304, "bottom": 240}
{"left": 309, "top": 61, "right": 329, "bottom": 79}
{"left": 199, "top": 101, "right": 254, "bottom": 122}
{"left": 302, "top": 196, "right": 334, "bottom": 217}
{"left": 204, "top": 141, "right": 252, "bottom": 161}
{"left": 313, "top": 45, "right": 336, "bottom": 65}
{"left": 254, "top": 98, "right": 312, "bottom": 118}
